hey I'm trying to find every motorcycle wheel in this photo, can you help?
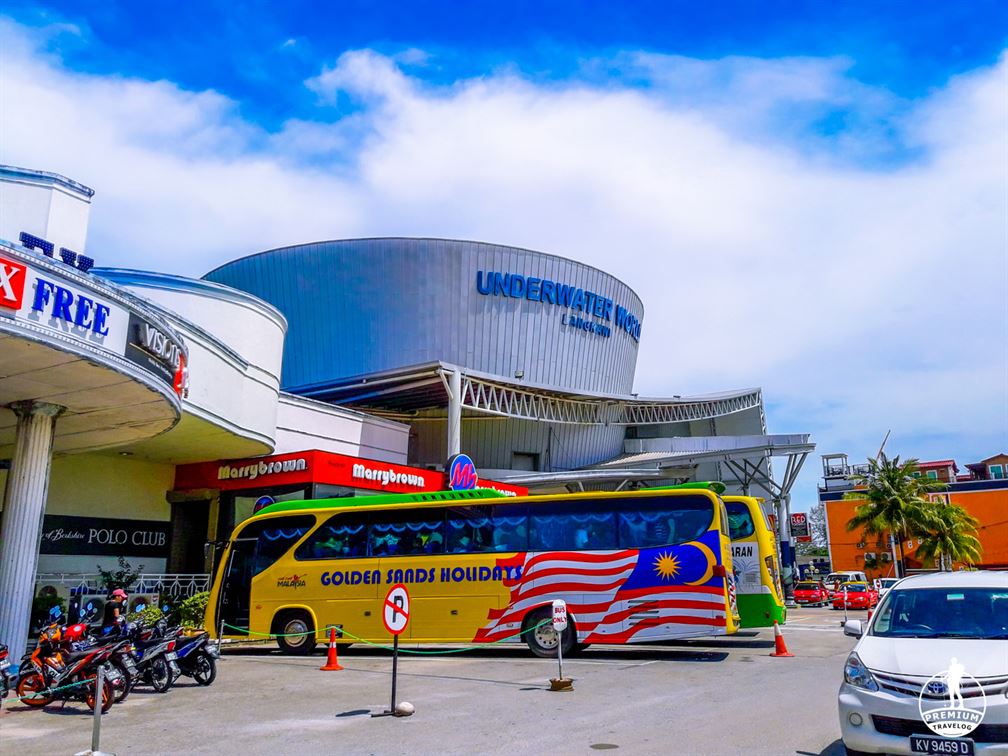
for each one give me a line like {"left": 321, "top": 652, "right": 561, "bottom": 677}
{"left": 86, "top": 676, "right": 114, "bottom": 714}
{"left": 16, "top": 672, "right": 53, "bottom": 707}
{"left": 192, "top": 652, "right": 216, "bottom": 686}
{"left": 150, "top": 657, "right": 173, "bottom": 693}
{"left": 110, "top": 658, "right": 134, "bottom": 703}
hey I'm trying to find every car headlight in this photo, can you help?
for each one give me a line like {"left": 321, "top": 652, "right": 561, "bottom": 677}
{"left": 844, "top": 652, "right": 879, "bottom": 692}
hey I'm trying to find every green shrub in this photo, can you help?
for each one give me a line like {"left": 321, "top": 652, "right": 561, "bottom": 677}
{"left": 178, "top": 592, "right": 210, "bottom": 629}
{"left": 98, "top": 556, "right": 143, "bottom": 592}
{"left": 127, "top": 605, "right": 164, "bottom": 626}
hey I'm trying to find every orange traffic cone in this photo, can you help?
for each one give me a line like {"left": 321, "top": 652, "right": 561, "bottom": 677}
{"left": 320, "top": 627, "right": 344, "bottom": 671}
{"left": 769, "top": 621, "right": 793, "bottom": 657}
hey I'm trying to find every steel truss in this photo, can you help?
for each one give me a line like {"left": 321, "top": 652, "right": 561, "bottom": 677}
{"left": 440, "top": 370, "right": 762, "bottom": 426}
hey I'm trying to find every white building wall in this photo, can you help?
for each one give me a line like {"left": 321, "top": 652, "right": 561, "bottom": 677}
{"left": 273, "top": 394, "right": 409, "bottom": 463}
{"left": 0, "top": 168, "right": 92, "bottom": 253}
{"left": 95, "top": 271, "right": 288, "bottom": 451}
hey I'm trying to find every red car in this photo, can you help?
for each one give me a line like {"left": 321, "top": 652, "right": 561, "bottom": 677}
{"left": 793, "top": 581, "right": 830, "bottom": 607}
{"left": 831, "top": 582, "right": 878, "bottom": 610}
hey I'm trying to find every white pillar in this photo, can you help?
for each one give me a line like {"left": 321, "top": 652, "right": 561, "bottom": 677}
{"left": 447, "top": 369, "right": 461, "bottom": 458}
{"left": 0, "top": 401, "right": 63, "bottom": 659}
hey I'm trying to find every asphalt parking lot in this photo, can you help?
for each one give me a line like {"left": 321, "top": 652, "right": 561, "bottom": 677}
{"left": 0, "top": 607, "right": 867, "bottom": 755}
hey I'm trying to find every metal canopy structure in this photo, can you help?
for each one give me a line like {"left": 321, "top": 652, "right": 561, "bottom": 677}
{"left": 293, "top": 361, "right": 763, "bottom": 427}
{"left": 493, "top": 433, "right": 814, "bottom": 492}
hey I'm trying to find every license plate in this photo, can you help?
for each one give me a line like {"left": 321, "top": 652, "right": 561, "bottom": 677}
{"left": 124, "top": 660, "right": 137, "bottom": 672}
{"left": 910, "top": 735, "right": 974, "bottom": 755}
{"left": 165, "top": 652, "right": 177, "bottom": 661}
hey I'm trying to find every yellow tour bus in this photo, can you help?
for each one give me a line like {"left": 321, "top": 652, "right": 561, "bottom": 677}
{"left": 658, "top": 482, "right": 785, "bottom": 628}
{"left": 205, "top": 486, "right": 741, "bottom": 656}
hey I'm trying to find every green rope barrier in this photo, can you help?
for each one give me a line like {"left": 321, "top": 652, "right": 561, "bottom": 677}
{"left": 221, "top": 620, "right": 553, "bottom": 655}
{"left": 9, "top": 675, "right": 98, "bottom": 705}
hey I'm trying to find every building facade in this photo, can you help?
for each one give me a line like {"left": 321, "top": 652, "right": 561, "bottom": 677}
{"left": 819, "top": 452, "right": 1008, "bottom": 579}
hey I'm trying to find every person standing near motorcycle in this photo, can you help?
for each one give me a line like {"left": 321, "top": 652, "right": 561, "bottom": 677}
{"left": 102, "top": 589, "right": 128, "bottom": 635}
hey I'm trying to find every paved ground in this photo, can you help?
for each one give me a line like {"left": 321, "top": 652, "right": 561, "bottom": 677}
{"left": 0, "top": 607, "right": 867, "bottom": 755}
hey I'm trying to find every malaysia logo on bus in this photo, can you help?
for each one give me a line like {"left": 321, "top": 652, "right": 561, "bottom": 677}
{"left": 447, "top": 453, "right": 478, "bottom": 490}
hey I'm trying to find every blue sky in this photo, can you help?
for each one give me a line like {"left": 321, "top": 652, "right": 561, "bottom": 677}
{"left": 2, "top": 3, "right": 1006, "bottom": 510}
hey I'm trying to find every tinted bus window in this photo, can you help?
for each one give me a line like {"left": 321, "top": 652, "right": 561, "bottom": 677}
{"left": 528, "top": 510, "right": 617, "bottom": 551}
{"left": 370, "top": 510, "right": 445, "bottom": 556}
{"left": 617, "top": 498, "right": 713, "bottom": 548}
{"left": 445, "top": 505, "right": 528, "bottom": 553}
{"left": 295, "top": 513, "right": 368, "bottom": 560}
{"left": 725, "top": 502, "right": 756, "bottom": 539}
{"left": 233, "top": 516, "right": 315, "bottom": 575}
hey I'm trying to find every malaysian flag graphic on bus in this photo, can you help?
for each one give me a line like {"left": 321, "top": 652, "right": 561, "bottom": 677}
{"left": 474, "top": 529, "right": 729, "bottom": 645}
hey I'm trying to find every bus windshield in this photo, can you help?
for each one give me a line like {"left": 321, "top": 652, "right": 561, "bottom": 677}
{"left": 725, "top": 502, "right": 756, "bottom": 540}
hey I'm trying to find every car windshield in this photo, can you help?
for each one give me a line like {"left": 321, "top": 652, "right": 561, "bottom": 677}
{"left": 878, "top": 579, "right": 898, "bottom": 588}
{"left": 871, "top": 587, "right": 1008, "bottom": 639}
{"left": 795, "top": 583, "right": 820, "bottom": 591}
{"left": 845, "top": 583, "right": 868, "bottom": 591}
{"left": 826, "top": 574, "right": 849, "bottom": 584}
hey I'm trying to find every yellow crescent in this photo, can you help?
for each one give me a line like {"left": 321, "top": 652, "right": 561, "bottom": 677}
{"left": 685, "top": 540, "right": 716, "bottom": 585}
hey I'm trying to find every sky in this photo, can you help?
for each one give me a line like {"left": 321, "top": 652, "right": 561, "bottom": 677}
{"left": 1, "top": 2, "right": 1006, "bottom": 510}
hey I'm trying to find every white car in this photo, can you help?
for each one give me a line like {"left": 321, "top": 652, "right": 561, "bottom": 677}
{"left": 838, "top": 571, "right": 1008, "bottom": 755}
{"left": 875, "top": 577, "right": 900, "bottom": 598}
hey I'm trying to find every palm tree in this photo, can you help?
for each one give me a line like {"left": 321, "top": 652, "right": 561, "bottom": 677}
{"left": 844, "top": 453, "right": 945, "bottom": 577}
{"left": 916, "top": 499, "right": 982, "bottom": 570}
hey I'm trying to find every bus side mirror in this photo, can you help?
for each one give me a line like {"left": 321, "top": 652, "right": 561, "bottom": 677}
{"left": 843, "top": 620, "right": 863, "bottom": 638}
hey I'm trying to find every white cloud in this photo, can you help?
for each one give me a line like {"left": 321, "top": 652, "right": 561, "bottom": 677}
{"left": 1, "top": 18, "right": 1005, "bottom": 505}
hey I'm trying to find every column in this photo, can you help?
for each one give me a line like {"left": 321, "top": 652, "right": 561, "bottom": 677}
{"left": 775, "top": 496, "right": 795, "bottom": 606}
{"left": 0, "top": 401, "right": 63, "bottom": 659}
{"left": 446, "top": 369, "right": 461, "bottom": 458}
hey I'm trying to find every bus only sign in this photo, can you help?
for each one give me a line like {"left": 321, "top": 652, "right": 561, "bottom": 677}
{"left": 552, "top": 599, "right": 568, "bottom": 632}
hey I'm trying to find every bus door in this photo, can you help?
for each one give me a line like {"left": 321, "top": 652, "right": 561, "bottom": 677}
{"left": 217, "top": 538, "right": 257, "bottom": 635}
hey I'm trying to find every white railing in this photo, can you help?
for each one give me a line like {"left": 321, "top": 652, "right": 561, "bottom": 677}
{"left": 36, "top": 572, "right": 211, "bottom": 598}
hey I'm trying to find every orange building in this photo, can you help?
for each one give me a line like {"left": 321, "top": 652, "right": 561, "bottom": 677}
{"left": 820, "top": 453, "right": 1008, "bottom": 580}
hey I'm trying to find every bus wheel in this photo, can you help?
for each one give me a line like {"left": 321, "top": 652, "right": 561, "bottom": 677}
{"left": 523, "top": 606, "right": 576, "bottom": 658}
{"left": 274, "top": 611, "right": 317, "bottom": 655}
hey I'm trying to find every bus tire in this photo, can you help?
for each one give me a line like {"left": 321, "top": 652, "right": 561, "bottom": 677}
{"left": 274, "top": 611, "right": 317, "bottom": 656}
{"left": 523, "top": 606, "right": 576, "bottom": 659}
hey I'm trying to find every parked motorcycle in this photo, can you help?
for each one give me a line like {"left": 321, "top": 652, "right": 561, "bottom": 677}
{"left": 0, "top": 643, "right": 12, "bottom": 701}
{"left": 173, "top": 630, "right": 219, "bottom": 686}
{"left": 16, "top": 618, "right": 116, "bottom": 713}
{"left": 127, "top": 619, "right": 180, "bottom": 693}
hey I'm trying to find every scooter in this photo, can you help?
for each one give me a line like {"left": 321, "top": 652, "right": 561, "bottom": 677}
{"left": 127, "top": 619, "right": 180, "bottom": 693}
{"left": 173, "top": 630, "right": 219, "bottom": 686}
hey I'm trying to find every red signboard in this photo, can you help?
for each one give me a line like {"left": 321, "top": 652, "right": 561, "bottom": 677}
{"left": 173, "top": 449, "right": 527, "bottom": 497}
{"left": 0, "top": 256, "right": 27, "bottom": 310}
{"left": 790, "top": 512, "right": 812, "bottom": 543}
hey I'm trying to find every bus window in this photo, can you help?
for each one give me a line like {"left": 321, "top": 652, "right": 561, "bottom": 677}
{"left": 231, "top": 516, "right": 315, "bottom": 576}
{"left": 446, "top": 506, "right": 529, "bottom": 553}
{"left": 725, "top": 502, "right": 756, "bottom": 540}
{"left": 617, "top": 498, "right": 712, "bottom": 548}
{"left": 528, "top": 510, "right": 616, "bottom": 551}
{"left": 370, "top": 510, "right": 445, "bottom": 556}
{"left": 295, "top": 512, "right": 369, "bottom": 560}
